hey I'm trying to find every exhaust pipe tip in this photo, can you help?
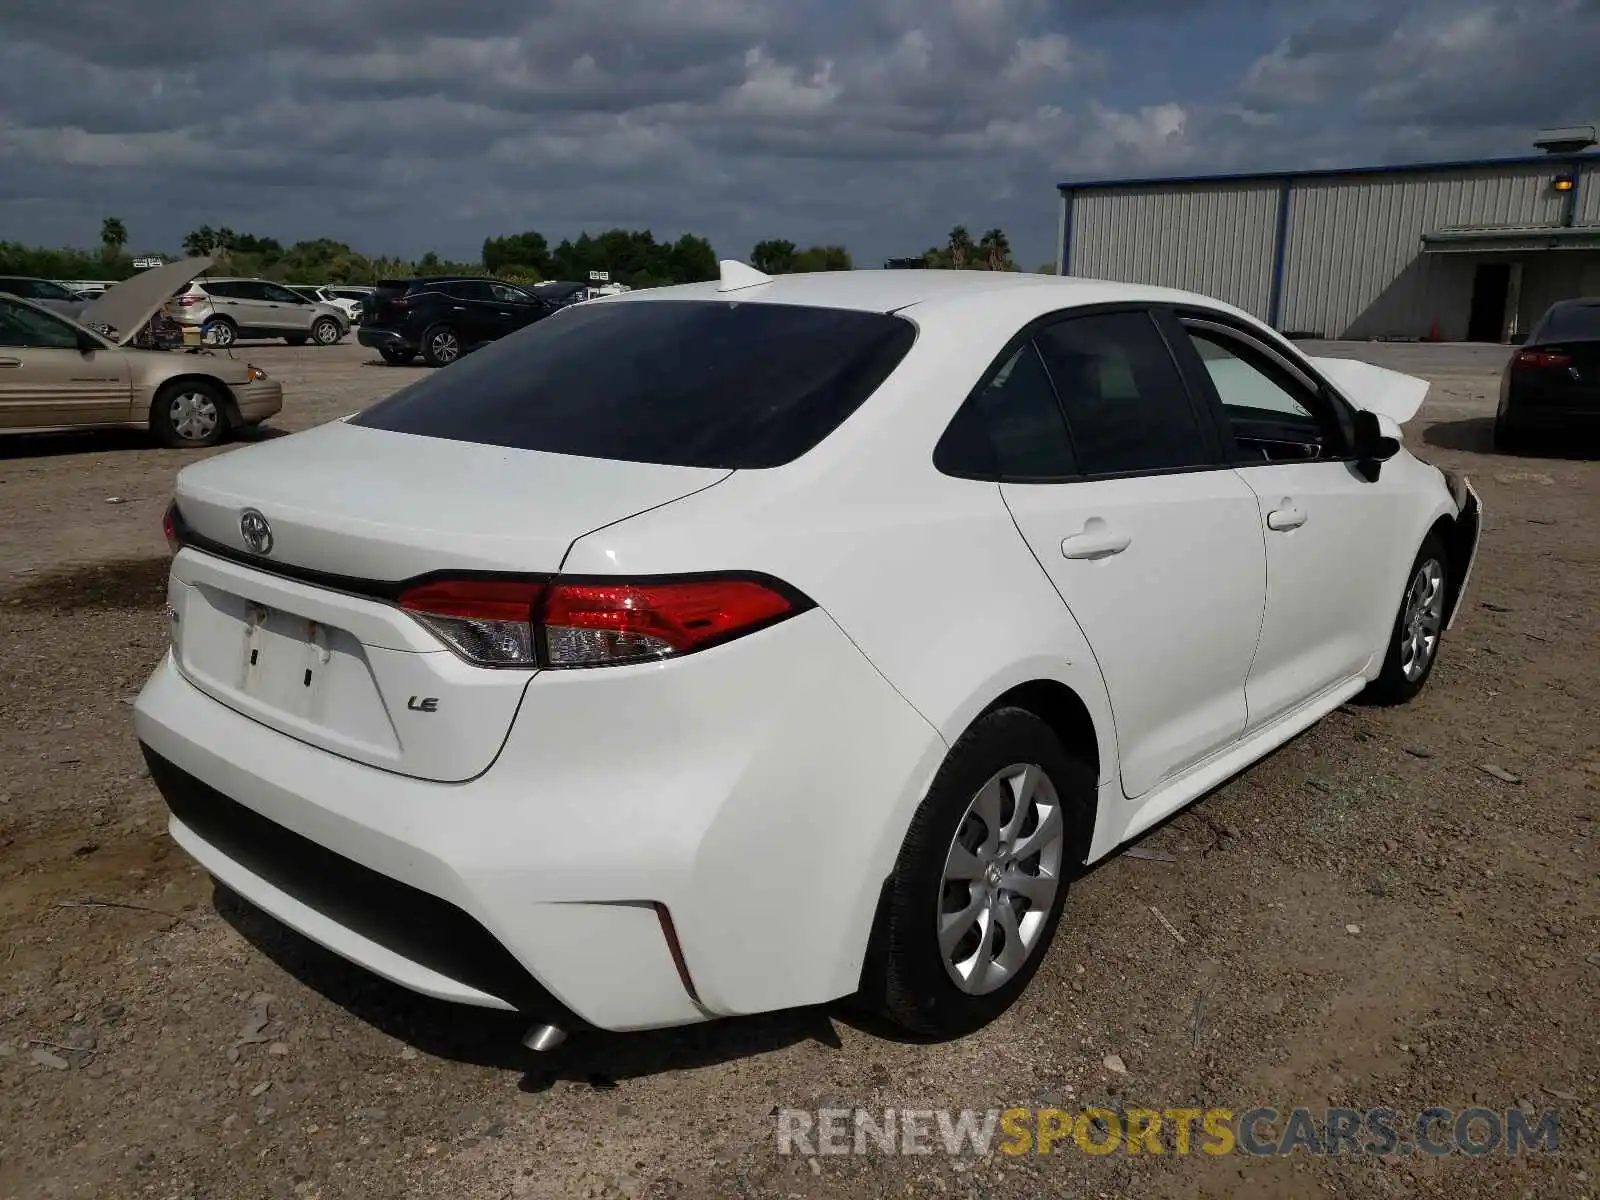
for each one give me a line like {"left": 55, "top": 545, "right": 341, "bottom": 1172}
{"left": 521, "top": 1022, "right": 568, "bottom": 1053}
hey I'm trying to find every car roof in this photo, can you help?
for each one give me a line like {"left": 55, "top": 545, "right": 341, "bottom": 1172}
{"left": 601, "top": 269, "right": 1253, "bottom": 322}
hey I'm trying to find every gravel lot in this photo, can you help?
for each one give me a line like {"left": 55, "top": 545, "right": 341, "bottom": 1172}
{"left": 1, "top": 339, "right": 1596, "bottom": 1199}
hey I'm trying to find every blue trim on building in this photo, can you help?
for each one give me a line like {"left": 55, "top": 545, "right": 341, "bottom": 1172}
{"left": 1057, "top": 152, "right": 1598, "bottom": 194}
{"left": 1060, "top": 190, "right": 1075, "bottom": 275}
{"left": 1266, "top": 179, "right": 1292, "bottom": 330}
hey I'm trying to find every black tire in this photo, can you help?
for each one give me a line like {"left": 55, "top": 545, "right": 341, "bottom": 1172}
{"left": 311, "top": 317, "right": 341, "bottom": 346}
{"left": 421, "top": 324, "right": 461, "bottom": 367}
{"left": 861, "top": 707, "right": 1092, "bottom": 1039}
{"left": 204, "top": 318, "right": 237, "bottom": 348}
{"left": 285, "top": 335, "right": 308, "bottom": 346}
{"left": 379, "top": 346, "right": 415, "bottom": 366}
{"left": 1363, "top": 533, "right": 1450, "bottom": 706}
{"left": 151, "top": 380, "right": 230, "bottom": 449}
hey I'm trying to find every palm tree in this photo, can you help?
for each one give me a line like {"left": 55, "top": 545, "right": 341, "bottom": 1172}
{"left": 947, "top": 226, "right": 974, "bottom": 270}
{"left": 100, "top": 216, "right": 128, "bottom": 258}
{"left": 979, "top": 228, "right": 1011, "bottom": 272}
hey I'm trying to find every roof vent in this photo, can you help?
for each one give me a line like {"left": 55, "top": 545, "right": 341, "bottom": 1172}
{"left": 1534, "top": 125, "right": 1597, "bottom": 154}
{"left": 717, "top": 260, "right": 773, "bottom": 293}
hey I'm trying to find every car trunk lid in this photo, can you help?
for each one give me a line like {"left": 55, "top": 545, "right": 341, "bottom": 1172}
{"left": 167, "top": 420, "right": 730, "bottom": 780}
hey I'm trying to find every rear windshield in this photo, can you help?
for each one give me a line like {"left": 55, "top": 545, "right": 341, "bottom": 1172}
{"left": 1533, "top": 300, "right": 1600, "bottom": 342}
{"left": 351, "top": 300, "right": 918, "bottom": 469}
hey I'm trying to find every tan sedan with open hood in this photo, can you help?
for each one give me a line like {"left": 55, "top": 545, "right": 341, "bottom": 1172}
{"left": 0, "top": 257, "right": 282, "bottom": 448}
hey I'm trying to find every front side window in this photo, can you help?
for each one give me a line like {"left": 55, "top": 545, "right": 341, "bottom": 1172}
{"left": 490, "top": 282, "right": 534, "bottom": 304}
{"left": 1183, "top": 325, "right": 1340, "bottom": 462}
{"left": 1034, "top": 311, "right": 1211, "bottom": 476}
{"left": 0, "top": 299, "right": 82, "bottom": 349}
{"left": 263, "top": 283, "right": 307, "bottom": 304}
{"left": 352, "top": 300, "right": 917, "bottom": 469}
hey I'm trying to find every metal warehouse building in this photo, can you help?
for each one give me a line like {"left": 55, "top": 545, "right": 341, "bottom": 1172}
{"left": 1056, "top": 143, "right": 1600, "bottom": 343}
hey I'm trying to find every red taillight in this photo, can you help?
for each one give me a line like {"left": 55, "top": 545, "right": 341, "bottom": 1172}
{"left": 1515, "top": 349, "right": 1572, "bottom": 369}
{"left": 178, "top": 295, "right": 201, "bottom": 307}
{"left": 395, "top": 575, "right": 806, "bottom": 669}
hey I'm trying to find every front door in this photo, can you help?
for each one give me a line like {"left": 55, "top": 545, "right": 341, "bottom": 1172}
{"left": 0, "top": 298, "right": 131, "bottom": 428}
{"left": 260, "top": 282, "right": 316, "bottom": 335}
{"left": 1468, "top": 263, "right": 1512, "bottom": 342}
{"left": 1167, "top": 313, "right": 1403, "bottom": 730}
{"left": 1002, "top": 308, "right": 1267, "bottom": 799}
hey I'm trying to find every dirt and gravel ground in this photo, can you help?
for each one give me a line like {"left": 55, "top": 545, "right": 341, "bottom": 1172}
{"left": 0, "top": 339, "right": 1596, "bottom": 1200}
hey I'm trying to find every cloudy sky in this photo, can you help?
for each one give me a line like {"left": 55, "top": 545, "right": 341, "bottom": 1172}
{"left": 2, "top": 0, "right": 1596, "bottom": 270}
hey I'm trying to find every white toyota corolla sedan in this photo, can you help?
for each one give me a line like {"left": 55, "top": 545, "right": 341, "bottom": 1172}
{"left": 134, "top": 263, "right": 1481, "bottom": 1046}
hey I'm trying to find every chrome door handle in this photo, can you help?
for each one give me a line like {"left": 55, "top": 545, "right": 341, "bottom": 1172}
{"left": 1266, "top": 504, "right": 1306, "bottom": 532}
{"left": 1060, "top": 519, "right": 1131, "bottom": 560}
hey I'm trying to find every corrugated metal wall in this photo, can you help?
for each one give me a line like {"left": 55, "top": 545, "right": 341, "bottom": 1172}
{"left": 1579, "top": 162, "right": 1600, "bottom": 225}
{"left": 1279, "top": 164, "right": 1570, "bottom": 338}
{"left": 1067, "top": 183, "right": 1279, "bottom": 319}
{"left": 1521, "top": 253, "right": 1600, "bottom": 325}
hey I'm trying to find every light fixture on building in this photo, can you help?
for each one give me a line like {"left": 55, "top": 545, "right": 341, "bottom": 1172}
{"left": 1552, "top": 174, "right": 1576, "bottom": 192}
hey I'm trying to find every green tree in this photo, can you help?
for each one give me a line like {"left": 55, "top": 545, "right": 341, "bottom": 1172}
{"left": 483, "top": 231, "right": 550, "bottom": 278}
{"left": 791, "top": 245, "right": 852, "bottom": 272}
{"left": 100, "top": 217, "right": 128, "bottom": 259}
{"left": 750, "top": 239, "right": 797, "bottom": 274}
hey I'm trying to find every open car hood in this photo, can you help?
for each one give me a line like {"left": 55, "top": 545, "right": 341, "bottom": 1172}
{"left": 1308, "top": 355, "right": 1431, "bottom": 425}
{"left": 79, "top": 256, "right": 214, "bottom": 346}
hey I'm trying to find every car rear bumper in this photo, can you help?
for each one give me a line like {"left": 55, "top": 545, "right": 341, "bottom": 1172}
{"left": 357, "top": 326, "right": 415, "bottom": 353}
{"left": 133, "top": 609, "right": 945, "bottom": 1031}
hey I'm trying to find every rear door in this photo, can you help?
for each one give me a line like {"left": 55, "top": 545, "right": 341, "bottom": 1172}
{"left": 0, "top": 298, "right": 132, "bottom": 428}
{"left": 997, "top": 307, "right": 1267, "bottom": 799}
{"left": 1165, "top": 312, "right": 1400, "bottom": 730}
{"left": 367, "top": 280, "right": 412, "bottom": 330}
{"left": 201, "top": 281, "right": 257, "bottom": 333}
{"left": 436, "top": 280, "right": 499, "bottom": 344}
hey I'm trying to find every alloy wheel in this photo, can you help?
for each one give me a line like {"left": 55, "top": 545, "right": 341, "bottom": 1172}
{"left": 430, "top": 331, "right": 460, "bottom": 363}
{"left": 938, "top": 763, "right": 1065, "bottom": 995}
{"left": 1400, "top": 558, "right": 1445, "bottom": 681}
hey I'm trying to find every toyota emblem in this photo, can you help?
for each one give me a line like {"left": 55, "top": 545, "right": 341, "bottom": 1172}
{"left": 239, "top": 509, "right": 273, "bottom": 556}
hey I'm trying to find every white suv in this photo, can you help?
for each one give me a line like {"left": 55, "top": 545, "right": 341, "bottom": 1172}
{"left": 135, "top": 266, "right": 1480, "bottom": 1045}
{"left": 167, "top": 278, "right": 349, "bottom": 347}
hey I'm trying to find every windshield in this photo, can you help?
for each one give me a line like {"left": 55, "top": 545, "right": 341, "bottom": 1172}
{"left": 351, "top": 299, "right": 917, "bottom": 469}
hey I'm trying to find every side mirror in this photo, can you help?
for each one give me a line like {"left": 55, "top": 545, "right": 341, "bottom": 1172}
{"left": 1351, "top": 409, "right": 1400, "bottom": 481}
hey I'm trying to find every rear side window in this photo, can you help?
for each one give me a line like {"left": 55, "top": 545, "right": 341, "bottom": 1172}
{"left": 1034, "top": 312, "right": 1211, "bottom": 476}
{"left": 934, "top": 343, "right": 1076, "bottom": 479}
{"left": 442, "top": 280, "right": 494, "bottom": 301}
{"left": 352, "top": 300, "right": 918, "bottom": 469}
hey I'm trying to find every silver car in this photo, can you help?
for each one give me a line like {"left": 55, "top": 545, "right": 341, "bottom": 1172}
{"left": 165, "top": 277, "right": 349, "bottom": 347}
{"left": 0, "top": 276, "right": 88, "bottom": 320}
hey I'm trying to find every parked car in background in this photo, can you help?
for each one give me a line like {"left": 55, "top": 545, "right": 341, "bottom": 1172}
{"left": 136, "top": 265, "right": 1480, "bottom": 1045}
{"left": 0, "top": 276, "right": 89, "bottom": 319}
{"left": 0, "top": 258, "right": 281, "bottom": 447}
{"left": 165, "top": 278, "right": 349, "bottom": 348}
{"left": 286, "top": 285, "right": 369, "bottom": 325}
{"left": 359, "top": 276, "right": 554, "bottom": 366}
{"left": 1496, "top": 297, "right": 1600, "bottom": 450}
{"left": 531, "top": 281, "right": 591, "bottom": 309}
